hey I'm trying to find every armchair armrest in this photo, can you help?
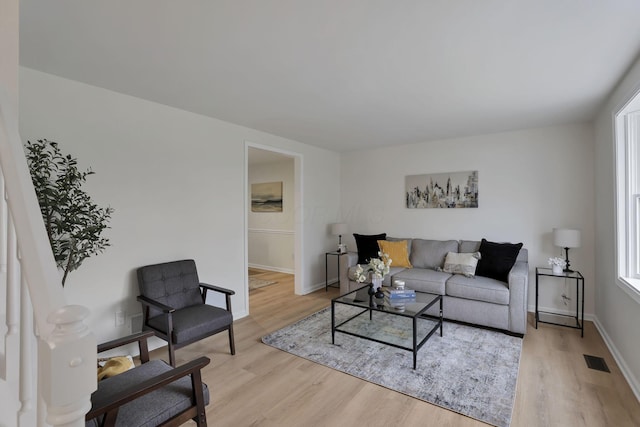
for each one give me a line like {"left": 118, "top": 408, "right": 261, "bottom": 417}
{"left": 199, "top": 282, "right": 235, "bottom": 295}
{"left": 86, "top": 356, "right": 211, "bottom": 424}
{"left": 200, "top": 282, "right": 234, "bottom": 313}
{"left": 97, "top": 331, "right": 156, "bottom": 363}
{"left": 137, "top": 295, "right": 176, "bottom": 313}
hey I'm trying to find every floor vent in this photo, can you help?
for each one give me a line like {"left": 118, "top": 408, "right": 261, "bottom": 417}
{"left": 584, "top": 354, "right": 610, "bottom": 373}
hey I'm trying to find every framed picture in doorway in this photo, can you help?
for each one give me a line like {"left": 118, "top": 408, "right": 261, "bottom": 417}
{"left": 251, "top": 182, "right": 283, "bottom": 212}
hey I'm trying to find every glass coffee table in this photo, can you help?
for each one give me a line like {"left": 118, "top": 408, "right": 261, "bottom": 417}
{"left": 331, "top": 285, "right": 443, "bottom": 369}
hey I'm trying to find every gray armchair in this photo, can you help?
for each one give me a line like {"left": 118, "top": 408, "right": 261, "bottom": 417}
{"left": 137, "top": 259, "right": 235, "bottom": 367}
{"left": 86, "top": 331, "right": 210, "bottom": 427}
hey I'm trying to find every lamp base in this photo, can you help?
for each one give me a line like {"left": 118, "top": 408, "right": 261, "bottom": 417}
{"left": 563, "top": 247, "right": 574, "bottom": 273}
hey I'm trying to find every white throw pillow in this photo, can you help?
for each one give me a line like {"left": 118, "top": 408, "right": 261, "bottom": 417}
{"left": 442, "top": 252, "right": 481, "bottom": 277}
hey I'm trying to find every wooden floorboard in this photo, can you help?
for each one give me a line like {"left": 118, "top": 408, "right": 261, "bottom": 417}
{"left": 149, "top": 271, "right": 640, "bottom": 427}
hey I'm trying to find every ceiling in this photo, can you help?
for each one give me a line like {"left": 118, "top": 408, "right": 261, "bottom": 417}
{"left": 18, "top": 1, "right": 640, "bottom": 152}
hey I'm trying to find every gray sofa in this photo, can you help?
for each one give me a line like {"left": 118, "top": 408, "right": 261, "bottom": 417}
{"left": 339, "top": 238, "right": 528, "bottom": 335}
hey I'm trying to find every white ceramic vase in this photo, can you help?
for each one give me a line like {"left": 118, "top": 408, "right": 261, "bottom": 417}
{"left": 552, "top": 264, "right": 563, "bottom": 275}
{"left": 371, "top": 276, "right": 383, "bottom": 289}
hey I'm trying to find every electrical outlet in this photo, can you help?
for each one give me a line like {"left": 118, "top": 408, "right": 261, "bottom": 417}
{"left": 130, "top": 313, "right": 143, "bottom": 333}
{"left": 115, "top": 310, "right": 125, "bottom": 326}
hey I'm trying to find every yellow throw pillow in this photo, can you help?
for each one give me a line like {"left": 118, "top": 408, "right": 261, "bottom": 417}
{"left": 377, "top": 240, "right": 412, "bottom": 268}
{"left": 97, "top": 356, "right": 134, "bottom": 381}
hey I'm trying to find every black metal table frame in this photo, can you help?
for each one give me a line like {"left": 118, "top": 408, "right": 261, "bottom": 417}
{"left": 331, "top": 287, "right": 443, "bottom": 369}
{"left": 535, "top": 267, "right": 585, "bottom": 337}
{"left": 325, "top": 251, "right": 345, "bottom": 291}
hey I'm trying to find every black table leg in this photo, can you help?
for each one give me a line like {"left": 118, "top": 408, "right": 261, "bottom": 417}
{"left": 331, "top": 301, "right": 335, "bottom": 344}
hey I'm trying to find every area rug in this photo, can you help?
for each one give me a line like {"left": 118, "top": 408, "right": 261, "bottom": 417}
{"left": 262, "top": 305, "right": 522, "bottom": 427}
{"left": 249, "top": 277, "right": 277, "bottom": 290}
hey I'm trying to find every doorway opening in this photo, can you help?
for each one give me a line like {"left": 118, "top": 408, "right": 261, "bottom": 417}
{"left": 245, "top": 143, "right": 302, "bottom": 314}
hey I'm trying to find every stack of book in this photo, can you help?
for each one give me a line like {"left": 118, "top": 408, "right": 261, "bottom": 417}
{"left": 383, "top": 287, "right": 415, "bottom": 311}
{"left": 383, "top": 287, "right": 416, "bottom": 300}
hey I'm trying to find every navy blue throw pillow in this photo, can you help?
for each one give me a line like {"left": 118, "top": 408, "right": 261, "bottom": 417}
{"left": 475, "top": 238, "right": 523, "bottom": 283}
{"left": 353, "top": 233, "right": 387, "bottom": 264}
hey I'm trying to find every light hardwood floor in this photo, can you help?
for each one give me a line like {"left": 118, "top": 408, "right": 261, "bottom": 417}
{"left": 152, "top": 271, "right": 640, "bottom": 427}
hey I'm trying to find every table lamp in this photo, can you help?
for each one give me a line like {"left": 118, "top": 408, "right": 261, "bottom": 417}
{"left": 331, "top": 223, "right": 348, "bottom": 252}
{"left": 553, "top": 228, "right": 581, "bottom": 272}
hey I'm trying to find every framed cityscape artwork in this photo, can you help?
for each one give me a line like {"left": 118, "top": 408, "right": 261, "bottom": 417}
{"left": 405, "top": 171, "right": 478, "bottom": 208}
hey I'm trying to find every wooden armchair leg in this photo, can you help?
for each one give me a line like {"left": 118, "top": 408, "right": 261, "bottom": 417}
{"left": 228, "top": 324, "right": 236, "bottom": 355}
{"left": 191, "top": 369, "right": 207, "bottom": 426}
{"left": 168, "top": 341, "right": 176, "bottom": 367}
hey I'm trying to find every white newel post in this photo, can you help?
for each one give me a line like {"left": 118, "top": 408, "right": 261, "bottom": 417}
{"left": 40, "top": 305, "right": 96, "bottom": 427}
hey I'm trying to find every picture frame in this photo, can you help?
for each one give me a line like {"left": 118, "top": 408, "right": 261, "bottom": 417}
{"left": 405, "top": 171, "right": 478, "bottom": 208}
{"left": 251, "top": 181, "right": 283, "bottom": 212}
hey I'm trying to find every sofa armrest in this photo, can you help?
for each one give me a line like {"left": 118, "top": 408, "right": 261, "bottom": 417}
{"left": 339, "top": 252, "right": 359, "bottom": 295}
{"left": 507, "top": 260, "right": 529, "bottom": 334}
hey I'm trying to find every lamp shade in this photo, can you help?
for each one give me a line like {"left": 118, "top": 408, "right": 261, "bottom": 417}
{"left": 553, "top": 228, "right": 581, "bottom": 248}
{"left": 331, "top": 223, "right": 348, "bottom": 236}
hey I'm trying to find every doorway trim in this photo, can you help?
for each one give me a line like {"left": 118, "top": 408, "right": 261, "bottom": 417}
{"left": 244, "top": 141, "right": 303, "bottom": 314}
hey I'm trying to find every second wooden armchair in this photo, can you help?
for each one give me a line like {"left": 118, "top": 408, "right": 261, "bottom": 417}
{"left": 137, "top": 259, "right": 236, "bottom": 367}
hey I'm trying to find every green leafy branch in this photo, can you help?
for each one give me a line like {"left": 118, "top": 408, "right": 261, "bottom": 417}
{"left": 24, "top": 139, "right": 114, "bottom": 286}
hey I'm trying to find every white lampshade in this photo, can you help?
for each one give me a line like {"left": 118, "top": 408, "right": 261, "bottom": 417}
{"left": 553, "top": 228, "right": 581, "bottom": 248}
{"left": 331, "top": 223, "right": 348, "bottom": 236}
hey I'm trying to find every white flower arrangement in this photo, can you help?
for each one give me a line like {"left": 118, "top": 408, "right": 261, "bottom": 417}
{"left": 354, "top": 251, "right": 392, "bottom": 283}
{"left": 548, "top": 257, "right": 566, "bottom": 268}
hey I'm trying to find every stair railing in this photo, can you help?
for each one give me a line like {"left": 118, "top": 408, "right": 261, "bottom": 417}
{"left": 0, "top": 86, "right": 96, "bottom": 427}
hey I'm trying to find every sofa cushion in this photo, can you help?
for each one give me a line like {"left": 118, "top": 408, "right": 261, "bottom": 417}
{"left": 378, "top": 240, "right": 412, "bottom": 268}
{"left": 459, "top": 240, "right": 481, "bottom": 253}
{"left": 353, "top": 233, "right": 387, "bottom": 264}
{"left": 410, "top": 239, "right": 459, "bottom": 270}
{"left": 445, "top": 274, "right": 510, "bottom": 305}
{"left": 475, "top": 239, "right": 523, "bottom": 283}
{"left": 387, "top": 237, "right": 413, "bottom": 258}
{"left": 393, "top": 268, "right": 451, "bottom": 295}
{"left": 442, "top": 251, "right": 481, "bottom": 277}
{"left": 462, "top": 240, "right": 528, "bottom": 263}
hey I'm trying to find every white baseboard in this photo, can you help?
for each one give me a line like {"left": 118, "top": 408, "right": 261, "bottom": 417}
{"left": 592, "top": 316, "right": 640, "bottom": 403}
{"left": 233, "top": 309, "right": 248, "bottom": 320}
{"left": 304, "top": 282, "right": 326, "bottom": 295}
{"left": 527, "top": 304, "right": 595, "bottom": 322}
{"left": 248, "top": 263, "right": 294, "bottom": 274}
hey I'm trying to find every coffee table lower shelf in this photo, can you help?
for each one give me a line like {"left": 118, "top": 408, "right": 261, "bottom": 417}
{"left": 331, "top": 289, "right": 443, "bottom": 369}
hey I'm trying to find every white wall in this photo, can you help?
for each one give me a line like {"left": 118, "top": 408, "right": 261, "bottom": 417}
{"left": 0, "top": 0, "right": 18, "bottom": 104}
{"left": 340, "top": 123, "right": 596, "bottom": 317}
{"left": 18, "top": 67, "right": 341, "bottom": 343}
{"left": 594, "top": 55, "right": 640, "bottom": 398}
{"left": 248, "top": 158, "right": 295, "bottom": 272}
